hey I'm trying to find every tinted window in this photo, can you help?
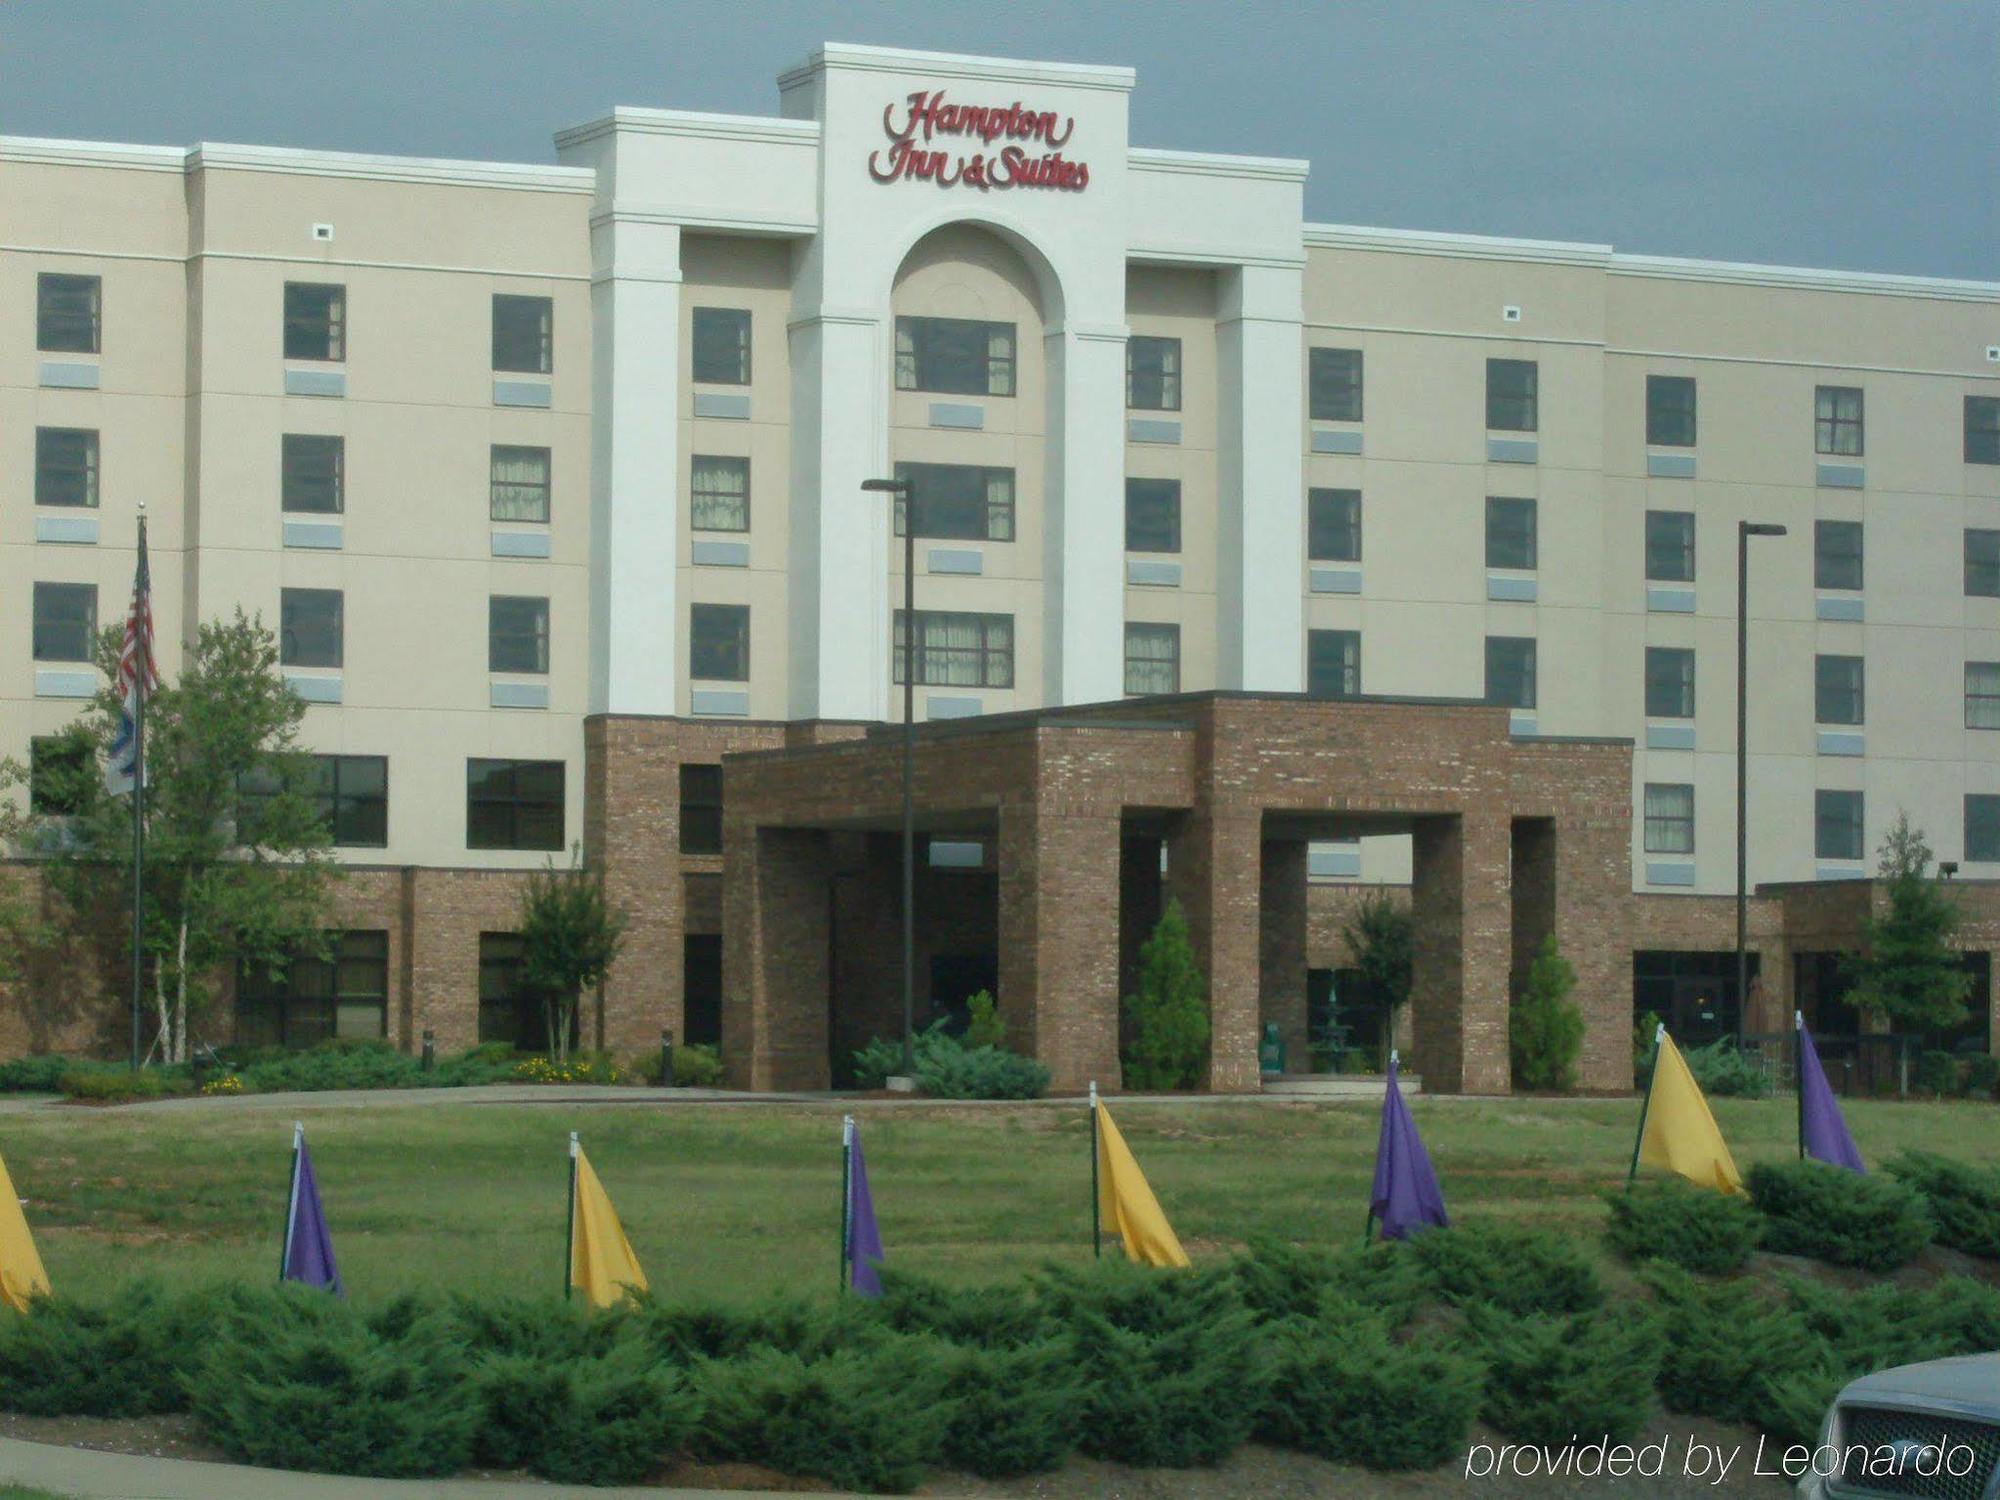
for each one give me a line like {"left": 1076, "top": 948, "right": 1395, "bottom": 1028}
{"left": 1308, "top": 488, "right": 1361, "bottom": 563}
{"left": 894, "top": 462, "right": 1014, "bottom": 542}
{"left": 1127, "top": 336, "right": 1181, "bottom": 411}
{"left": 284, "top": 283, "right": 345, "bottom": 361}
{"left": 691, "top": 307, "right": 751, "bottom": 384}
{"left": 467, "top": 759, "right": 564, "bottom": 851}
{"left": 1643, "top": 783, "right": 1694, "bottom": 854}
{"left": 691, "top": 455, "right": 750, "bottom": 533}
{"left": 1816, "top": 790, "right": 1864, "bottom": 861}
{"left": 32, "top": 582, "right": 96, "bottom": 662}
{"left": 1815, "top": 385, "right": 1863, "bottom": 457}
{"left": 1814, "top": 520, "right": 1863, "bottom": 591}
{"left": 1485, "top": 636, "right": 1536, "bottom": 709}
{"left": 281, "top": 434, "right": 344, "bottom": 514}
{"left": 690, "top": 604, "right": 750, "bottom": 681}
{"left": 1969, "top": 530, "right": 2000, "bottom": 597}
{"left": 1124, "top": 478, "right": 1181, "bottom": 553}
{"left": 488, "top": 596, "right": 550, "bottom": 674}
{"left": 490, "top": 445, "right": 551, "bottom": 523}
{"left": 492, "top": 294, "right": 553, "bottom": 373}
{"left": 1967, "top": 396, "right": 2000, "bottom": 465}
{"left": 34, "top": 428, "right": 98, "bottom": 509}
{"left": 1968, "top": 795, "right": 2000, "bottom": 863}
{"left": 37, "top": 273, "right": 100, "bottom": 354}
{"left": 1814, "top": 655, "right": 1864, "bottom": 725}
{"left": 679, "top": 764, "right": 723, "bottom": 854}
{"left": 1645, "top": 647, "right": 1695, "bottom": 719}
{"left": 280, "top": 588, "right": 343, "bottom": 668}
{"left": 1486, "top": 359, "right": 1537, "bottom": 432}
{"left": 1486, "top": 496, "right": 1537, "bottom": 570}
{"left": 894, "top": 316, "right": 1015, "bottom": 397}
{"left": 1124, "top": 623, "right": 1180, "bottom": 695}
{"left": 1309, "top": 348, "right": 1363, "bottom": 422}
{"left": 1646, "top": 375, "right": 1696, "bottom": 447}
{"left": 1307, "top": 629, "right": 1362, "bottom": 699}
{"left": 1644, "top": 510, "right": 1695, "bottom": 582}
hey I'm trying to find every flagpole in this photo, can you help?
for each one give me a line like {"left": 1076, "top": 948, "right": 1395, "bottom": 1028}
{"left": 840, "top": 1115, "right": 854, "bottom": 1295}
{"left": 564, "top": 1131, "right": 578, "bottom": 1302}
{"left": 1794, "top": 1010, "right": 1806, "bottom": 1161}
{"left": 1626, "top": 1023, "right": 1665, "bottom": 1188}
{"left": 280, "top": 1120, "right": 302, "bottom": 1281}
{"left": 1364, "top": 1050, "right": 1399, "bottom": 1245}
{"left": 1088, "top": 1081, "right": 1101, "bottom": 1259}
{"left": 128, "top": 508, "right": 148, "bottom": 1072}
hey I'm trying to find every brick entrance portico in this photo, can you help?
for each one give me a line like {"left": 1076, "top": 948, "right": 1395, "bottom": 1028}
{"left": 717, "top": 693, "right": 1635, "bottom": 1095}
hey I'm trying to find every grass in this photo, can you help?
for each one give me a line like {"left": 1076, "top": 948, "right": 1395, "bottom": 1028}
{"left": 2, "top": 1093, "right": 1990, "bottom": 1306}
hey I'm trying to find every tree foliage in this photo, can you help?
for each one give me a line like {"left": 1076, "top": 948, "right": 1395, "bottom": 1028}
{"left": 1341, "top": 893, "right": 1411, "bottom": 1039}
{"left": 0, "top": 611, "right": 336, "bottom": 1061}
{"left": 1121, "top": 899, "right": 1209, "bottom": 1090}
{"left": 1509, "top": 937, "right": 1584, "bottom": 1092}
{"left": 517, "top": 849, "right": 627, "bottom": 1064}
{"left": 1845, "top": 813, "right": 1973, "bottom": 1034}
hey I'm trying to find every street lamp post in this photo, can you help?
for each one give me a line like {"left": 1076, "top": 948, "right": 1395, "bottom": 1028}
{"left": 861, "top": 476, "right": 918, "bottom": 1078}
{"left": 1737, "top": 521, "right": 1788, "bottom": 1040}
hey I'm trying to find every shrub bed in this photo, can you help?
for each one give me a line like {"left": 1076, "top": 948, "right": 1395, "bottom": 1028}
{"left": 1746, "top": 1160, "right": 1934, "bottom": 1271}
{"left": 1884, "top": 1149, "right": 2000, "bottom": 1260}
{"left": 1407, "top": 1220, "right": 1602, "bottom": 1316}
{"left": 851, "top": 1022, "right": 1048, "bottom": 1099}
{"left": 1260, "top": 1319, "right": 1484, "bottom": 1470}
{"left": 56, "top": 1066, "right": 195, "bottom": 1104}
{"left": 1468, "top": 1304, "right": 1664, "bottom": 1448}
{"left": 1604, "top": 1180, "right": 1762, "bottom": 1274}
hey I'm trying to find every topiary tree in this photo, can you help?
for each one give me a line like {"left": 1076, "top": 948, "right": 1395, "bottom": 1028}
{"left": 964, "top": 989, "right": 1005, "bottom": 1050}
{"left": 1509, "top": 936, "right": 1584, "bottom": 1092}
{"left": 1341, "top": 893, "right": 1411, "bottom": 1058}
{"left": 1845, "top": 813, "right": 1974, "bottom": 1037}
{"left": 517, "top": 848, "right": 627, "bottom": 1065}
{"left": 1121, "top": 899, "right": 1209, "bottom": 1090}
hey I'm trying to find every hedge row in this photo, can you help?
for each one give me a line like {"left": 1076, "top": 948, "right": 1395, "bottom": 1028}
{"left": 4, "top": 1228, "right": 1996, "bottom": 1492}
{"left": 1606, "top": 1152, "right": 2000, "bottom": 1275}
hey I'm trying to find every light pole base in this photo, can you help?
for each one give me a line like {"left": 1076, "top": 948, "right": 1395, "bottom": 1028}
{"left": 884, "top": 1075, "right": 918, "bottom": 1094}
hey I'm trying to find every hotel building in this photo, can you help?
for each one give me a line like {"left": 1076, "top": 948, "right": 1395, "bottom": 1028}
{"left": 3, "top": 44, "right": 1996, "bottom": 1089}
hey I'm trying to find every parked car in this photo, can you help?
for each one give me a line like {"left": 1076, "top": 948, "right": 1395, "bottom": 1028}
{"left": 1794, "top": 1353, "right": 2000, "bottom": 1499}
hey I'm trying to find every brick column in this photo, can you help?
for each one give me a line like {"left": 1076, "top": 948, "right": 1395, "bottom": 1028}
{"left": 997, "top": 804, "right": 1121, "bottom": 1092}
{"left": 1411, "top": 813, "right": 1512, "bottom": 1094}
{"left": 1167, "top": 808, "right": 1264, "bottom": 1093}
{"left": 1259, "top": 840, "right": 1309, "bottom": 1071}
{"left": 585, "top": 718, "right": 682, "bottom": 1057}
{"left": 402, "top": 870, "right": 480, "bottom": 1056}
{"left": 721, "top": 822, "right": 831, "bottom": 1091}
{"left": 1546, "top": 801, "right": 1636, "bottom": 1093}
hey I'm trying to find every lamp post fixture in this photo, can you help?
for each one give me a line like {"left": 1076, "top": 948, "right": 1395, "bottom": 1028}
{"left": 1737, "top": 520, "right": 1788, "bottom": 1041}
{"left": 861, "top": 475, "right": 918, "bottom": 1079}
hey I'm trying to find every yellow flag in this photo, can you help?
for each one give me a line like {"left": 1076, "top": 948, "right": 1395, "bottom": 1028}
{"left": 0, "top": 1149, "right": 50, "bottom": 1313}
{"left": 1095, "top": 1100, "right": 1191, "bottom": 1268}
{"left": 1637, "top": 1031, "right": 1744, "bottom": 1195}
{"left": 568, "top": 1139, "right": 648, "bottom": 1308}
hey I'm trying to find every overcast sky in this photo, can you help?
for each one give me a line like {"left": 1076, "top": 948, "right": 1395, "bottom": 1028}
{"left": 4, "top": 1, "right": 1994, "bottom": 279}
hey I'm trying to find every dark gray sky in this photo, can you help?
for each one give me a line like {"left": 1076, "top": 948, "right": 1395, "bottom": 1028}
{"left": 5, "top": 1, "right": 1994, "bottom": 279}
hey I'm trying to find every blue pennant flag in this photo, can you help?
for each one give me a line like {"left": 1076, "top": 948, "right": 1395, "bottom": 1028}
{"left": 1369, "top": 1053, "right": 1449, "bottom": 1240}
{"left": 282, "top": 1123, "right": 343, "bottom": 1295}
{"left": 844, "top": 1117, "right": 885, "bottom": 1297}
{"left": 1797, "top": 1013, "right": 1865, "bottom": 1173}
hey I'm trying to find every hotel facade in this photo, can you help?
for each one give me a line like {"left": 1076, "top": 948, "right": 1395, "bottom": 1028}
{"left": 3, "top": 45, "right": 1997, "bottom": 1089}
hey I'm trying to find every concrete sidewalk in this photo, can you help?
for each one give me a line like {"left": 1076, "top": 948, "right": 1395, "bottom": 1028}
{"left": 0, "top": 1437, "right": 867, "bottom": 1500}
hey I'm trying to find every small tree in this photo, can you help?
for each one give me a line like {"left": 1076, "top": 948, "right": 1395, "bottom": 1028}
{"left": 517, "top": 848, "right": 627, "bottom": 1064}
{"left": 0, "top": 611, "right": 336, "bottom": 1062}
{"left": 1122, "top": 899, "right": 1209, "bottom": 1090}
{"left": 1342, "top": 893, "right": 1412, "bottom": 1052}
{"left": 1511, "top": 936, "right": 1584, "bottom": 1092}
{"left": 1845, "top": 813, "right": 1973, "bottom": 1035}
{"left": 964, "top": 989, "right": 1006, "bottom": 1050}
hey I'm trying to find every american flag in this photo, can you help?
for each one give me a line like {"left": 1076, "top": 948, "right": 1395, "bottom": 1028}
{"left": 104, "top": 520, "right": 157, "bottom": 797}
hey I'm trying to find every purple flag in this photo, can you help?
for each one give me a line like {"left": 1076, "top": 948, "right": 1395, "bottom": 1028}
{"left": 845, "top": 1119, "right": 885, "bottom": 1297}
{"left": 1797, "top": 1015, "right": 1865, "bottom": 1173}
{"left": 1369, "top": 1054, "right": 1449, "bottom": 1240}
{"left": 282, "top": 1125, "right": 343, "bottom": 1296}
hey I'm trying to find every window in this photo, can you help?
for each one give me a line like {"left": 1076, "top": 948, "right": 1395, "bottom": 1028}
{"left": 1127, "top": 336, "right": 1181, "bottom": 411}
{"left": 488, "top": 596, "right": 549, "bottom": 674}
{"left": 1485, "top": 636, "right": 1537, "bottom": 709}
{"left": 477, "top": 933, "right": 533, "bottom": 1046}
{"left": 1645, "top": 647, "right": 1695, "bottom": 719}
{"left": 1646, "top": 375, "right": 1697, "bottom": 447}
{"left": 1308, "top": 488, "right": 1361, "bottom": 563}
{"left": 690, "top": 307, "right": 751, "bottom": 385}
{"left": 894, "top": 316, "right": 1015, "bottom": 397}
{"left": 679, "top": 764, "right": 723, "bottom": 855}
{"left": 1814, "top": 385, "right": 1863, "bottom": 456}
{"left": 1969, "top": 795, "right": 2000, "bottom": 862}
{"left": 283, "top": 282, "right": 345, "bottom": 361}
{"left": 1967, "top": 663, "right": 2000, "bottom": 730}
{"left": 311, "top": 754, "right": 388, "bottom": 847}
{"left": 1486, "top": 358, "right": 1537, "bottom": 432}
{"left": 1644, "top": 510, "right": 1695, "bottom": 582}
{"left": 29, "top": 735, "right": 90, "bottom": 816}
{"left": 893, "top": 610, "right": 1014, "bottom": 688}
{"left": 37, "top": 273, "right": 101, "bottom": 353}
{"left": 690, "top": 603, "right": 750, "bottom": 681}
{"left": 237, "top": 930, "right": 388, "bottom": 1048}
{"left": 1969, "top": 530, "right": 2000, "bottom": 597}
{"left": 491, "top": 294, "right": 552, "bottom": 374}
{"left": 893, "top": 462, "right": 1015, "bottom": 542}
{"left": 490, "top": 445, "right": 550, "bottom": 523}
{"left": 1124, "top": 623, "right": 1180, "bottom": 695}
{"left": 280, "top": 588, "right": 343, "bottom": 668}
{"left": 1643, "top": 783, "right": 1694, "bottom": 855}
{"left": 34, "top": 428, "right": 98, "bottom": 508}
{"left": 1816, "top": 790, "right": 1864, "bottom": 861}
{"left": 281, "top": 434, "right": 344, "bottom": 514}
{"left": 31, "top": 582, "right": 96, "bottom": 662}
{"left": 1814, "top": 520, "right": 1863, "bottom": 591}
{"left": 1814, "top": 654, "right": 1864, "bottom": 725}
{"left": 1307, "top": 629, "right": 1362, "bottom": 700}
{"left": 1309, "top": 348, "right": 1363, "bottom": 422}
{"left": 466, "top": 759, "right": 564, "bottom": 850}
{"left": 690, "top": 455, "right": 750, "bottom": 532}
{"left": 1485, "top": 497, "right": 1537, "bottom": 570}
{"left": 1124, "top": 478, "right": 1181, "bottom": 553}
{"left": 1968, "top": 396, "right": 2000, "bottom": 465}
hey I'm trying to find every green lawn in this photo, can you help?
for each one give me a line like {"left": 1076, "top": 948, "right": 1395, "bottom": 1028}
{"left": 3, "top": 1094, "right": 1990, "bottom": 1305}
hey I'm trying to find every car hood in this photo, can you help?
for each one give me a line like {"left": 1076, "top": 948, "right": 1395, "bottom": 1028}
{"left": 1842, "top": 1353, "right": 2000, "bottom": 1408}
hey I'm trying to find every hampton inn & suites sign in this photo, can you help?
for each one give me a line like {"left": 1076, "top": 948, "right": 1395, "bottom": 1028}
{"left": 867, "top": 89, "right": 1089, "bottom": 192}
